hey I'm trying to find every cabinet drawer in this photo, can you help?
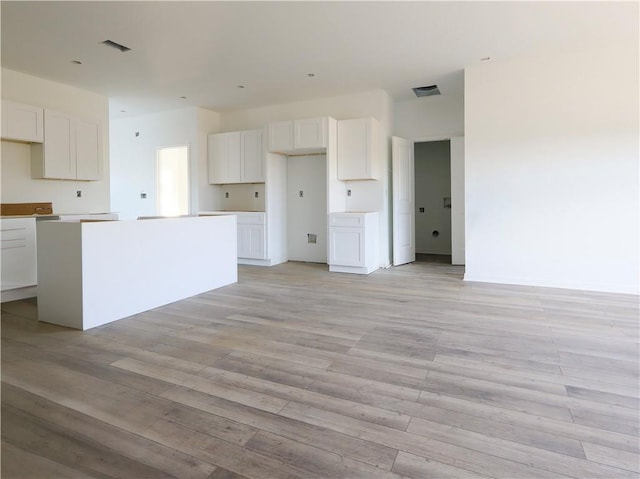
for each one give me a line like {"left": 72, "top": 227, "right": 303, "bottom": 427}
{"left": 1, "top": 218, "right": 36, "bottom": 245}
{"left": 329, "top": 214, "right": 367, "bottom": 228}
{"left": 1, "top": 218, "right": 37, "bottom": 291}
{"left": 236, "top": 212, "right": 265, "bottom": 225}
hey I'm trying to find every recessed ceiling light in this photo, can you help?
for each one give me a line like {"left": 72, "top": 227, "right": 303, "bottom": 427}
{"left": 307, "top": 73, "right": 315, "bottom": 77}
{"left": 71, "top": 60, "right": 82, "bottom": 65}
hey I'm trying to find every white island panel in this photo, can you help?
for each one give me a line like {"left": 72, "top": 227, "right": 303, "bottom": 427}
{"left": 37, "top": 215, "right": 237, "bottom": 330}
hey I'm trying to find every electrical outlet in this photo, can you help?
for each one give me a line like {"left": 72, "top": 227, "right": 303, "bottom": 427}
{"left": 299, "top": 190, "right": 304, "bottom": 198}
{"left": 76, "top": 190, "right": 82, "bottom": 198}
{"left": 140, "top": 192, "right": 147, "bottom": 199}
{"left": 254, "top": 191, "right": 259, "bottom": 198}
{"left": 225, "top": 192, "right": 229, "bottom": 198}
{"left": 419, "top": 207, "right": 425, "bottom": 213}
{"left": 307, "top": 233, "right": 317, "bottom": 244}
{"left": 347, "top": 189, "right": 352, "bottom": 197}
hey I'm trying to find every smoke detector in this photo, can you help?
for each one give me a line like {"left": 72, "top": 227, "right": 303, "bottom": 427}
{"left": 412, "top": 85, "right": 440, "bottom": 98}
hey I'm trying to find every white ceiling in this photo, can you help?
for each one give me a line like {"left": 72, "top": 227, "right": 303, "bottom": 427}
{"left": 1, "top": 1, "right": 636, "bottom": 118}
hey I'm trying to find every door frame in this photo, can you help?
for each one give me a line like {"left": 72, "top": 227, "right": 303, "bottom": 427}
{"left": 395, "top": 135, "right": 465, "bottom": 265}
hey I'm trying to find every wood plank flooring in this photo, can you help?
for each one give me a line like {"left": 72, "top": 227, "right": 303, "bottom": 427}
{"left": 2, "top": 261, "right": 639, "bottom": 478}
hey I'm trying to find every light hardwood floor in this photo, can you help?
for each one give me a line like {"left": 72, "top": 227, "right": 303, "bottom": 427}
{"left": 2, "top": 261, "right": 639, "bottom": 478}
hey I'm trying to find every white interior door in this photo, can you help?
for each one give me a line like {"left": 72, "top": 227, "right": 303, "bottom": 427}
{"left": 392, "top": 136, "right": 415, "bottom": 266}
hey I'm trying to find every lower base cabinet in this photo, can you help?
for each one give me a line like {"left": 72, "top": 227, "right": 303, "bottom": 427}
{"left": 328, "top": 212, "right": 379, "bottom": 274}
{"left": 237, "top": 214, "right": 266, "bottom": 260}
{"left": 1, "top": 218, "right": 37, "bottom": 300}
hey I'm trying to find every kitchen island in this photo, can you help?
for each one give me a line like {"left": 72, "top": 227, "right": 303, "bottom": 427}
{"left": 36, "top": 215, "right": 237, "bottom": 330}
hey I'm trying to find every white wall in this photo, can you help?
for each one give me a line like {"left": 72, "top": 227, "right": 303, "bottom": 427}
{"left": 221, "top": 90, "right": 393, "bottom": 132}
{"left": 1, "top": 68, "right": 110, "bottom": 213}
{"left": 394, "top": 94, "right": 464, "bottom": 141}
{"left": 287, "top": 155, "right": 327, "bottom": 263}
{"left": 216, "top": 183, "right": 265, "bottom": 212}
{"left": 414, "top": 141, "right": 451, "bottom": 255}
{"left": 464, "top": 44, "right": 639, "bottom": 294}
{"left": 196, "top": 108, "right": 222, "bottom": 212}
{"left": 109, "top": 107, "right": 220, "bottom": 219}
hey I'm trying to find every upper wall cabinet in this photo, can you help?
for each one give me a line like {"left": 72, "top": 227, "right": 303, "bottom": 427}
{"left": 208, "top": 129, "right": 264, "bottom": 184}
{"left": 267, "top": 117, "right": 327, "bottom": 154}
{"left": 337, "top": 117, "right": 381, "bottom": 181}
{"left": 30, "top": 110, "right": 102, "bottom": 181}
{"left": 1, "top": 100, "right": 44, "bottom": 143}
{"left": 240, "top": 129, "right": 265, "bottom": 183}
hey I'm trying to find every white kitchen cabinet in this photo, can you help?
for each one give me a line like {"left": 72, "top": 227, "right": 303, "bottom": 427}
{"left": 240, "top": 129, "right": 265, "bottom": 183}
{"left": 337, "top": 117, "right": 380, "bottom": 180}
{"left": 31, "top": 110, "right": 102, "bottom": 180}
{"left": 267, "top": 117, "right": 327, "bottom": 154}
{"left": 1, "top": 218, "right": 37, "bottom": 294}
{"left": 237, "top": 212, "right": 266, "bottom": 260}
{"left": 208, "top": 131, "right": 241, "bottom": 184}
{"left": 238, "top": 224, "right": 265, "bottom": 259}
{"left": 75, "top": 118, "right": 102, "bottom": 180}
{"left": 200, "top": 211, "right": 268, "bottom": 263}
{"left": 208, "top": 129, "right": 263, "bottom": 184}
{"left": 1, "top": 100, "right": 44, "bottom": 143}
{"left": 267, "top": 121, "right": 294, "bottom": 153}
{"left": 328, "top": 212, "right": 379, "bottom": 274}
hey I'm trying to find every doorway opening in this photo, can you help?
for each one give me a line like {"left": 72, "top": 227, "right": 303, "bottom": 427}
{"left": 414, "top": 140, "right": 452, "bottom": 264}
{"left": 157, "top": 145, "right": 190, "bottom": 217}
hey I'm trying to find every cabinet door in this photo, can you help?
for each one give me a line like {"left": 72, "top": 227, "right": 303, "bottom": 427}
{"left": 238, "top": 224, "right": 265, "bottom": 259}
{"left": 42, "top": 110, "right": 75, "bottom": 179}
{"left": 75, "top": 118, "right": 101, "bottom": 180}
{"left": 1, "top": 218, "right": 37, "bottom": 291}
{"left": 267, "top": 121, "right": 293, "bottom": 153}
{"left": 208, "top": 133, "right": 227, "bottom": 184}
{"left": 241, "top": 129, "right": 264, "bottom": 183}
{"left": 329, "top": 227, "right": 365, "bottom": 267}
{"left": 226, "top": 131, "right": 242, "bottom": 183}
{"left": 294, "top": 117, "right": 326, "bottom": 150}
{"left": 2, "top": 101, "right": 44, "bottom": 142}
{"left": 337, "top": 117, "right": 379, "bottom": 180}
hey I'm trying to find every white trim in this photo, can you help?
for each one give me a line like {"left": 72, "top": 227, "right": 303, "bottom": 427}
{"left": 463, "top": 273, "right": 640, "bottom": 296}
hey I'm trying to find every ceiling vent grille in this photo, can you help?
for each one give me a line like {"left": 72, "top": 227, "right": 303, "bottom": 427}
{"left": 412, "top": 85, "right": 440, "bottom": 97}
{"left": 102, "top": 39, "right": 131, "bottom": 52}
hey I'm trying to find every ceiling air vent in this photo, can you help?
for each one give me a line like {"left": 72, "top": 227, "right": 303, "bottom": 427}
{"left": 412, "top": 85, "right": 440, "bottom": 98}
{"left": 102, "top": 39, "right": 131, "bottom": 52}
